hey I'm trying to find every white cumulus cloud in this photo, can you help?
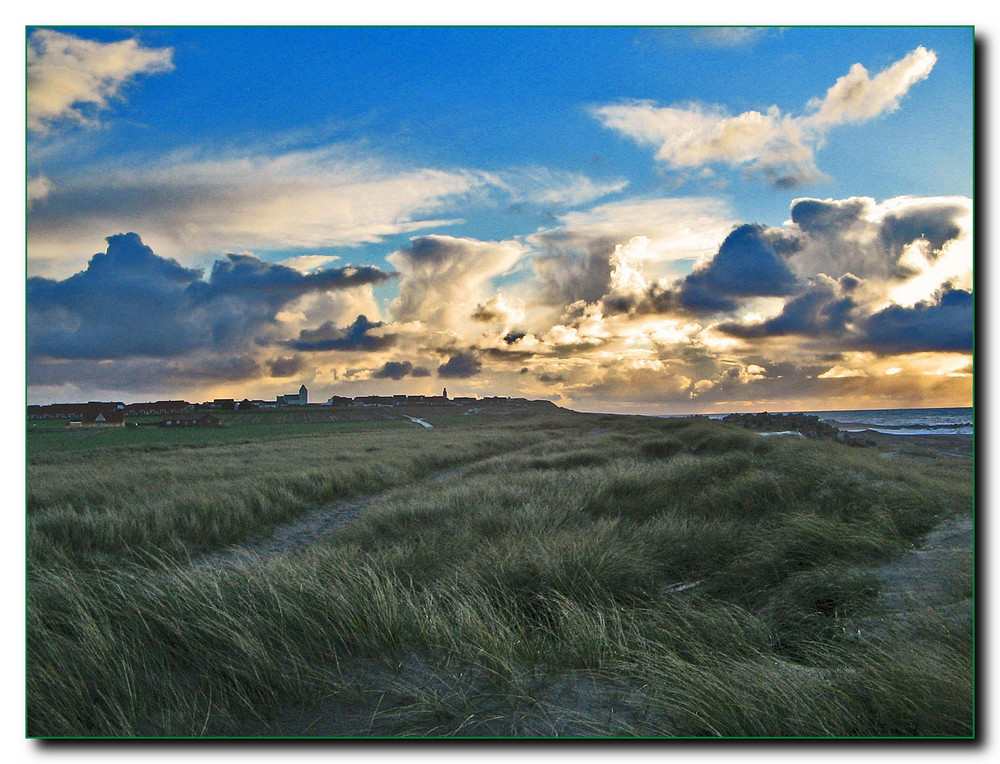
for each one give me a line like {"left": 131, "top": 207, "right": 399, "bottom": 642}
{"left": 27, "top": 28, "right": 174, "bottom": 133}
{"left": 592, "top": 47, "right": 936, "bottom": 187}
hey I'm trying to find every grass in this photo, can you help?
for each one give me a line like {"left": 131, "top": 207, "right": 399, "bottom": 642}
{"left": 25, "top": 412, "right": 974, "bottom": 737}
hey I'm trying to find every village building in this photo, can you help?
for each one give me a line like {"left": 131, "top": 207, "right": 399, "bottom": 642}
{"left": 277, "top": 385, "right": 308, "bottom": 406}
{"left": 123, "top": 400, "right": 194, "bottom": 416}
{"left": 69, "top": 408, "right": 126, "bottom": 428}
{"left": 28, "top": 401, "right": 125, "bottom": 420}
{"left": 353, "top": 395, "right": 393, "bottom": 407}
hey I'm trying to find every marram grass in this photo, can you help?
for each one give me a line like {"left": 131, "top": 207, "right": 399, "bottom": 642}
{"left": 26, "top": 413, "right": 973, "bottom": 737}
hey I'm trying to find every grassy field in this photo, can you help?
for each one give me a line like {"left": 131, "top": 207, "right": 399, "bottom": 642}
{"left": 25, "top": 409, "right": 974, "bottom": 737}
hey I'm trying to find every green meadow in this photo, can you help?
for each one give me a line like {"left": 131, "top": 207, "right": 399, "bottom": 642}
{"left": 26, "top": 409, "right": 974, "bottom": 737}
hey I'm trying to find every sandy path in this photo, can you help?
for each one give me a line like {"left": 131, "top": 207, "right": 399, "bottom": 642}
{"left": 193, "top": 496, "right": 375, "bottom": 569}
{"left": 851, "top": 510, "right": 974, "bottom": 641}
{"left": 192, "top": 464, "right": 469, "bottom": 568}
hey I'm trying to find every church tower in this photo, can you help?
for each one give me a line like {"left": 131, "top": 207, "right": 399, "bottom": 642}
{"left": 442, "top": 387, "right": 448, "bottom": 400}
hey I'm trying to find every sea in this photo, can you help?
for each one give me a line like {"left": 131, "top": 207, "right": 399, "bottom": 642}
{"left": 707, "top": 407, "right": 974, "bottom": 436}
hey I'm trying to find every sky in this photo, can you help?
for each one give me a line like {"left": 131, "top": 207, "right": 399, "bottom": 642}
{"left": 24, "top": 24, "right": 974, "bottom": 414}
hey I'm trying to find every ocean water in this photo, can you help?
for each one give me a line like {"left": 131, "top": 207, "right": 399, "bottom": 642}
{"left": 707, "top": 407, "right": 974, "bottom": 436}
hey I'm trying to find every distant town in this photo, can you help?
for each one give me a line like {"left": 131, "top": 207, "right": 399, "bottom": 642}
{"left": 26, "top": 385, "right": 550, "bottom": 428}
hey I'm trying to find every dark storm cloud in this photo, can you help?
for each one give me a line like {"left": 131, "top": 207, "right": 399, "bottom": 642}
{"left": 717, "top": 273, "right": 972, "bottom": 354}
{"left": 601, "top": 292, "right": 642, "bottom": 315}
{"left": 372, "top": 360, "right": 413, "bottom": 380}
{"left": 854, "top": 285, "right": 973, "bottom": 354}
{"left": 371, "top": 360, "right": 430, "bottom": 380}
{"left": 879, "top": 203, "right": 967, "bottom": 262}
{"left": 286, "top": 315, "right": 395, "bottom": 352}
{"left": 28, "top": 232, "right": 205, "bottom": 358}
{"left": 789, "top": 197, "right": 869, "bottom": 236}
{"left": 267, "top": 355, "right": 305, "bottom": 377}
{"left": 437, "top": 350, "right": 482, "bottom": 379}
{"left": 675, "top": 224, "right": 799, "bottom": 313}
{"left": 191, "top": 254, "right": 392, "bottom": 306}
{"left": 717, "top": 274, "right": 860, "bottom": 339}
{"left": 27, "top": 232, "right": 394, "bottom": 360}
{"left": 481, "top": 346, "right": 537, "bottom": 360}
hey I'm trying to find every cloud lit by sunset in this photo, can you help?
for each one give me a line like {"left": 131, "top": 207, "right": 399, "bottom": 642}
{"left": 26, "top": 27, "right": 973, "bottom": 414}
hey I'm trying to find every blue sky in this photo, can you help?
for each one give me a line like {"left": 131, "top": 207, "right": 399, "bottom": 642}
{"left": 25, "top": 25, "right": 974, "bottom": 413}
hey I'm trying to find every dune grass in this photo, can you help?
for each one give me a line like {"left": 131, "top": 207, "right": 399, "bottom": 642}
{"left": 26, "top": 414, "right": 974, "bottom": 737}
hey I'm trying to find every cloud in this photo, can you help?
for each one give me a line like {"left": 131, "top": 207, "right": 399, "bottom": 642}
{"left": 530, "top": 238, "right": 620, "bottom": 307}
{"left": 526, "top": 198, "right": 737, "bottom": 310}
{"left": 593, "top": 99, "right": 821, "bottom": 187}
{"left": 592, "top": 47, "right": 936, "bottom": 187}
{"left": 673, "top": 224, "right": 799, "bottom": 313}
{"left": 716, "top": 272, "right": 972, "bottom": 356}
{"left": 27, "top": 232, "right": 392, "bottom": 360}
{"left": 27, "top": 28, "right": 174, "bottom": 133}
{"left": 688, "top": 28, "right": 770, "bottom": 49}
{"left": 817, "top": 365, "right": 867, "bottom": 379}
{"left": 471, "top": 293, "right": 525, "bottom": 325}
{"left": 854, "top": 285, "right": 973, "bottom": 354}
{"left": 387, "top": 235, "right": 528, "bottom": 330}
{"left": 285, "top": 315, "right": 395, "bottom": 353}
{"left": 267, "top": 356, "right": 305, "bottom": 378}
{"left": 879, "top": 202, "right": 968, "bottom": 262}
{"left": 785, "top": 195, "right": 972, "bottom": 284}
{"left": 28, "top": 353, "right": 263, "bottom": 394}
{"left": 437, "top": 350, "right": 483, "bottom": 378}
{"left": 192, "top": 255, "right": 391, "bottom": 305}
{"left": 803, "top": 46, "right": 938, "bottom": 127}
{"left": 277, "top": 254, "right": 340, "bottom": 273}
{"left": 27, "top": 175, "right": 52, "bottom": 210}
{"left": 27, "top": 147, "right": 485, "bottom": 275}
{"left": 716, "top": 273, "right": 860, "bottom": 339}
{"left": 26, "top": 190, "right": 971, "bottom": 412}
{"left": 28, "top": 143, "right": 630, "bottom": 279}
{"left": 489, "top": 167, "right": 628, "bottom": 207}
{"left": 370, "top": 360, "right": 432, "bottom": 380}
{"left": 544, "top": 198, "right": 736, "bottom": 261}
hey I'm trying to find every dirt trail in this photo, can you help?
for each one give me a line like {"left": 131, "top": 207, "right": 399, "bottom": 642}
{"left": 856, "top": 511, "right": 974, "bottom": 639}
{"left": 192, "top": 464, "right": 468, "bottom": 569}
{"left": 193, "top": 496, "right": 375, "bottom": 569}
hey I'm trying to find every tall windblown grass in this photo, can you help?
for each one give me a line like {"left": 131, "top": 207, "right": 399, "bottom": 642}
{"left": 27, "top": 421, "right": 564, "bottom": 568}
{"left": 27, "top": 415, "right": 974, "bottom": 736}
